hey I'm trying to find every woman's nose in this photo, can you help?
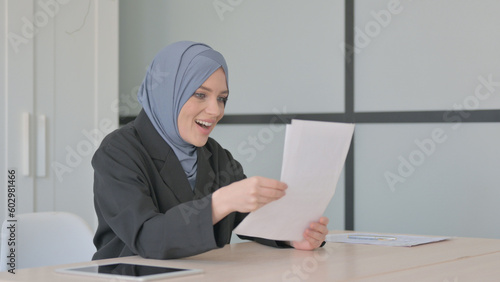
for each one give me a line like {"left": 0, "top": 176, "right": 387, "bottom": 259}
{"left": 205, "top": 97, "right": 222, "bottom": 116}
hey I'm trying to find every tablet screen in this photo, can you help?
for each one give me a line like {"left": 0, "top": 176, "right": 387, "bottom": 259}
{"left": 56, "top": 263, "right": 203, "bottom": 281}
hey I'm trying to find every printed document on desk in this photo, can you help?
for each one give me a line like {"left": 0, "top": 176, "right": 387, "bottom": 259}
{"left": 326, "top": 233, "right": 450, "bottom": 247}
{"left": 234, "top": 119, "right": 355, "bottom": 241}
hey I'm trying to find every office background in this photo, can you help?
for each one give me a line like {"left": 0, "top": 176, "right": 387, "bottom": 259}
{"left": 119, "top": 0, "right": 500, "bottom": 239}
{"left": 2, "top": 0, "right": 499, "bottom": 239}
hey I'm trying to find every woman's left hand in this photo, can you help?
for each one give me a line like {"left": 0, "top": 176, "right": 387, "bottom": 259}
{"left": 290, "top": 217, "right": 329, "bottom": 250}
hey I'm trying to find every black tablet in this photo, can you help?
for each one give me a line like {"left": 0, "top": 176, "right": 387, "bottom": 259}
{"left": 56, "top": 263, "right": 203, "bottom": 281}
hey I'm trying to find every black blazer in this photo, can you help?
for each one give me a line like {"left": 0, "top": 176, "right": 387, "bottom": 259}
{"left": 92, "top": 110, "right": 284, "bottom": 260}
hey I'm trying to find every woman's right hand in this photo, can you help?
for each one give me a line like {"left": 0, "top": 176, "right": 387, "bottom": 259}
{"left": 211, "top": 176, "right": 287, "bottom": 224}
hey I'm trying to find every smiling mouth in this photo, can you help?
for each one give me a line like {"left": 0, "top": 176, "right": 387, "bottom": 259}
{"left": 195, "top": 119, "right": 213, "bottom": 129}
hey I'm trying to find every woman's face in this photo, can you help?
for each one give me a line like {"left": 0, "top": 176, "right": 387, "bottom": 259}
{"left": 178, "top": 67, "right": 228, "bottom": 147}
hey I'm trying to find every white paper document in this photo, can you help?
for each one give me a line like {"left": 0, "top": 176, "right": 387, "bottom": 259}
{"left": 234, "top": 119, "right": 355, "bottom": 241}
{"left": 326, "top": 233, "right": 449, "bottom": 247}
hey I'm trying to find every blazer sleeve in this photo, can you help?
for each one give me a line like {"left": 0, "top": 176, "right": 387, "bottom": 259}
{"left": 93, "top": 142, "right": 218, "bottom": 260}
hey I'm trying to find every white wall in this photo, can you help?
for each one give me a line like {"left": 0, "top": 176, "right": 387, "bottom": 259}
{"left": 355, "top": 123, "right": 500, "bottom": 238}
{"left": 119, "top": 0, "right": 345, "bottom": 116}
{"left": 355, "top": 0, "right": 500, "bottom": 112}
{"left": 354, "top": 0, "right": 500, "bottom": 238}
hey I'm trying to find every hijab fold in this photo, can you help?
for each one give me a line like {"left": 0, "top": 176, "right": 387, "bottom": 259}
{"left": 138, "top": 41, "right": 228, "bottom": 190}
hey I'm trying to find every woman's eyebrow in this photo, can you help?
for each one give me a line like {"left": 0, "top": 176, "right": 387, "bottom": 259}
{"left": 198, "top": 85, "right": 229, "bottom": 95}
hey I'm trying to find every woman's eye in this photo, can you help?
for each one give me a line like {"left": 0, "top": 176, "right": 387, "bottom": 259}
{"left": 218, "top": 96, "right": 228, "bottom": 103}
{"left": 194, "top": 93, "right": 206, "bottom": 99}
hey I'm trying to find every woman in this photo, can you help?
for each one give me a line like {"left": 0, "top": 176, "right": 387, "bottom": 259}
{"left": 92, "top": 41, "right": 329, "bottom": 260}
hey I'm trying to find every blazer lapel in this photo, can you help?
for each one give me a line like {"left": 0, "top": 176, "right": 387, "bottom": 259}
{"left": 135, "top": 110, "right": 194, "bottom": 203}
{"left": 158, "top": 149, "right": 194, "bottom": 204}
{"left": 193, "top": 146, "right": 215, "bottom": 199}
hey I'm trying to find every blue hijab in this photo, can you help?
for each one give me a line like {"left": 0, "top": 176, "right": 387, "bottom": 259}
{"left": 138, "top": 41, "right": 228, "bottom": 190}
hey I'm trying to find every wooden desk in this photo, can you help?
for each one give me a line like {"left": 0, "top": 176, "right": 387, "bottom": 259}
{"left": 2, "top": 232, "right": 500, "bottom": 281}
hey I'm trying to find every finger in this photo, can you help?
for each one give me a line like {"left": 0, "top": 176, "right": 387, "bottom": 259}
{"left": 257, "top": 177, "right": 288, "bottom": 190}
{"left": 305, "top": 228, "right": 327, "bottom": 243}
{"left": 258, "top": 186, "right": 286, "bottom": 199}
{"left": 309, "top": 222, "right": 329, "bottom": 235}
{"left": 319, "top": 217, "right": 329, "bottom": 225}
{"left": 248, "top": 191, "right": 284, "bottom": 209}
{"left": 255, "top": 193, "right": 284, "bottom": 206}
{"left": 304, "top": 231, "right": 322, "bottom": 248}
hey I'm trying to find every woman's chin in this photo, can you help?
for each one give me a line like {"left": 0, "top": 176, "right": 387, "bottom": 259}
{"left": 191, "top": 137, "right": 209, "bottom": 147}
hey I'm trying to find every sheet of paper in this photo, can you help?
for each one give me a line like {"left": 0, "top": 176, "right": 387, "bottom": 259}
{"left": 326, "top": 233, "right": 449, "bottom": 247}
{"left": 234, "top": 119, "right": 355, "bottom": 241}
